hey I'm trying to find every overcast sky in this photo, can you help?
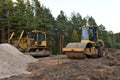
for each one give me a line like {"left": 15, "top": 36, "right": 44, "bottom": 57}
{"left": 13, "top": 0, "right": 120, "bottom": 33}
{"left": 40, "top": 0, "right": 120, "bottom": 33}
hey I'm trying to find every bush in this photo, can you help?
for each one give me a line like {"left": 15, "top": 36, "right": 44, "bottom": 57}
{"left": 113, "top": 43, "right": 120, "bottom": 49}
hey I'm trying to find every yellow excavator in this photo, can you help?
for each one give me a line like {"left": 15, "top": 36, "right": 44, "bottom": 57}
{"left": 63, "top": 25, "right": 108, "bottom": 59}
{"left": 8, "top": 30, "right": 51, "bottom": 57}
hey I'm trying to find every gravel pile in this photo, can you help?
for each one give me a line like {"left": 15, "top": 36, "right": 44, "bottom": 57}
{"left": 0, "top": 43, "right": 37, "bottom": 79}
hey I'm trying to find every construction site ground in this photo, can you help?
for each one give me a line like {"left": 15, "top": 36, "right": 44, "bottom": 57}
{"left": 1, "top": 48, "right": 120, "bottom": 80}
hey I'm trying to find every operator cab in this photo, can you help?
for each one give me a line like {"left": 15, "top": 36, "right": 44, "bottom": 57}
{"left": 82, "top": 27, "right": 98, "bottom": 42}
{"left": 28, "top": 31, "right": 45, "bottom": 45}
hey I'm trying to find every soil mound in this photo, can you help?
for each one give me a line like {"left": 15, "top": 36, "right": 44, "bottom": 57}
{"left": 0, "top": 43, "right": 36, "bottom": 79}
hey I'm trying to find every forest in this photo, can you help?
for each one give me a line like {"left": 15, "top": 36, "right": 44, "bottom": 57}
{"left": 0, "top": 0, "right": 120, "bottom": 54}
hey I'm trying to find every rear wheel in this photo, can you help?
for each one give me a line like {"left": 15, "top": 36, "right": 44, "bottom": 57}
{"left": 98, "top": 45, "right": 104, "bottom": 57}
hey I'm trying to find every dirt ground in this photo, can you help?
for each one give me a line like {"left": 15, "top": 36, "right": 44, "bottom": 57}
{"left": 1, "top": 49, "right": 120, "bottom": 80}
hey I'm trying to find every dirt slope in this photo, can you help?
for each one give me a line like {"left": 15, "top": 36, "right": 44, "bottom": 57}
{"left": 0, "top": 44, "right": 36, "bottom": 79}
{"left": 1, "top": 49, "right": 120, "bottom": 80}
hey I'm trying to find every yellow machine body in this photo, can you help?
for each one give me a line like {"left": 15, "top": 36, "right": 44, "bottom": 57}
{"left": 9, "top": 30, "right": 51, "bottom": 57}
{"left": 63, "top": 26, "right": 107, "bottom": 59}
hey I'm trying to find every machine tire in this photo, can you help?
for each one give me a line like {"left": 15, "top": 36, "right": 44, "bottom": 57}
{"left": 98, "top": 45, "right": 104, "bottom": 57}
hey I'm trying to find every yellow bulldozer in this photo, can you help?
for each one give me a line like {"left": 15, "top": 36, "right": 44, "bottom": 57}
{"left": 8, "top": 30, "right": 51, "bottom": 57}
{"left": 63, "top": 25, "right": 108, "bottom": 59}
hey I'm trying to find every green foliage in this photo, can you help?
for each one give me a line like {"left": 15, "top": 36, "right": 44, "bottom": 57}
{"left": 88, "top": 16, "right": 97, "bottom": 26}
{"left": 56, "top": 10, "right": 68, "bottom": 30}
{"left": 71, "top": 29, "right": 79, "bottom": 42}
{"left": 70, "top": 12, "right": 82, "bottom": 29}
{"left": 98, "top": 24, "right": 113, "bottom": 48}
{"left": 98, "top": 24, "right": 120, "bottom": 49}
{"left": 0, "top": 0, "right": 15, "bottom": 42}
{"left": 113, "top": 33, "right": 120, "bottom": 49}
{"left": 0, "top": 0, "right": 120, "bottom": 53}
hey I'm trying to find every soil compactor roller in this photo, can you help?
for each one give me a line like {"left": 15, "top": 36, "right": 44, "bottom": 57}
{"left": 63, "top": 26, "right": 108, "bottom": 59}
{"left": 8, "top": 30, "right": 51, "bottom": 57}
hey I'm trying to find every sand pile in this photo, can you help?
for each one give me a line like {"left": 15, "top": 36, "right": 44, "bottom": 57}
{"left": 0, "top": 43, "right": 37, "bottom": 79}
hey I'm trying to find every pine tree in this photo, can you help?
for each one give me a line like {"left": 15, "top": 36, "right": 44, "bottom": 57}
{"left": 70, "top": 12, "right": 82, "bottom": 30}
{"left": 56, "top": 10, "right": 68, "bottom": 30}
{"left": 88, "top": 16, "right": 97, "bottom": 26}
{"left": 24, "top": 0, "right": 34, "bottom": 31}
{"left": 0, "top": 0, "right": 14, "bottom": 42}
{"left": 71, "top": 29, "right": 79, "bottom": 42}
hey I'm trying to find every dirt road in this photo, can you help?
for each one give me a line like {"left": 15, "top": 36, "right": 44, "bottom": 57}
{"left": 1, "top": 49, "right": 120, "bottom": 80}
